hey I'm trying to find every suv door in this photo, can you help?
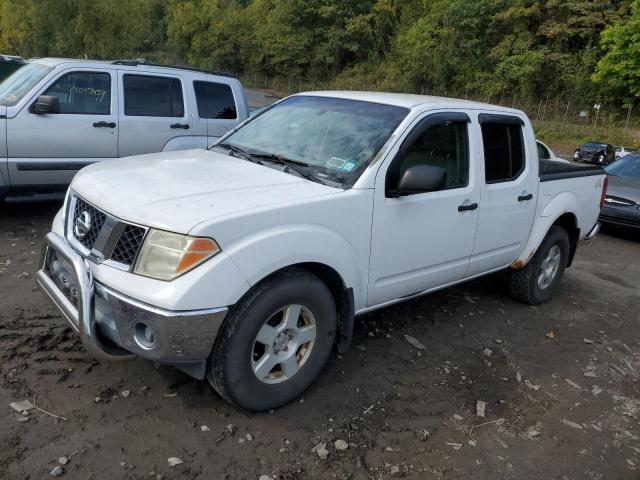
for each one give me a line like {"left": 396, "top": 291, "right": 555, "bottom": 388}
{"left": 192, "top": 77, "right": 240, "bottom": 148}
{"left": 368, "top": 111, "right": 480, "bottom": 306}
{"left": 467, "top": 113, "right": 537, "bottom": 276}
{"left": 6, "top": 69, "right": 117, "bottom": 187}
{"left": 117, "top": 72, "right": 196, "bottom": 157}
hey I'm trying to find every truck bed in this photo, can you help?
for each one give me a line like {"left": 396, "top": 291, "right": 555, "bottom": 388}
{"left": 539, "top": 159, "right": 604, "bottom": 182}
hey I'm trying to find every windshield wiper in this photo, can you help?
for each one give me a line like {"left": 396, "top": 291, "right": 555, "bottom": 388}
{"left": 251, "top": 153, "right": 330, "bottom": 185}
{"left": 218, "top": 143, "right": 261, "bottom": 164}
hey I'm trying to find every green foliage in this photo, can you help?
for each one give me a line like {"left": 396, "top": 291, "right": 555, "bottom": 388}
{"left": 594, "top": 0, "right": 640, "bottom": 102}
{"left": 0, "top": 0, "right": 635, "bottom": 107}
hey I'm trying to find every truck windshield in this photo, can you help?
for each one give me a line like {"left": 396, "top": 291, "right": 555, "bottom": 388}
{"left": 0, "top": 62, "right": 53, "bottom": 107}
{"left": 218, "top": 95, "right": 408, "bottom": 188}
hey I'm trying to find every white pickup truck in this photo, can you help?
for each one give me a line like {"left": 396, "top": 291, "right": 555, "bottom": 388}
{"left": 37, "top": 92, "right": 606, "bottom": 411}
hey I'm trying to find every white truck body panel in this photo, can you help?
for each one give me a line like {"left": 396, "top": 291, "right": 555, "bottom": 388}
{"left": 52, "top": 91, "right": 604, "bottom": 316}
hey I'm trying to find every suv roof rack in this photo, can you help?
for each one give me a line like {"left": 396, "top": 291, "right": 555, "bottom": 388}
{"left": 111, "top": 59, "right": 234, "bottom": 78}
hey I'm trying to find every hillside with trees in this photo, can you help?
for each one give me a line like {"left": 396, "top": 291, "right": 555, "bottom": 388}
{"left": 0, "top": 0, "right": 639, "bottom": 118}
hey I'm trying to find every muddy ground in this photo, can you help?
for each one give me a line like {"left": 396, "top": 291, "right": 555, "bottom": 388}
{"left": 1, "top": 201, "right": 639, "bottom": 480}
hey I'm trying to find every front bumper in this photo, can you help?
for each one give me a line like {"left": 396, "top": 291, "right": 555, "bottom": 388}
{"left": 36, "top": 232, "right": 228, "bottom": 379}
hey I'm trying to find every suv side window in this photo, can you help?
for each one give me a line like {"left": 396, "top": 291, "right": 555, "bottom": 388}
{"left": 44, "top": 71, "right": 110, "bottom": 115}
{"left": 123, "top": 74, "right": 184, "bottom": 117}
{"left": 193, "top": 81, "right": 237, "bottom": 119}
{"left": 388, "top": 119, "right": 469, "bottom": 193}
{"left": 480, "top": 117, "right": 525, "bottom": 182}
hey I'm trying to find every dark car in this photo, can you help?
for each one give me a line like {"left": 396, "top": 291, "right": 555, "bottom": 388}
{"left": 599, "top": 155, "right": 640, "bottom": 230}
{"left": 0, "top": 55, "right": 24, "bottom": 81}
{"left": 576, "top": 141, "right": 616, "bottom": 165}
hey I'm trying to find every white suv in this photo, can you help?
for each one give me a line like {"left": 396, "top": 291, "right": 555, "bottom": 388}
{"left": 0, "top": 58, "right": 249, "bottom": 199}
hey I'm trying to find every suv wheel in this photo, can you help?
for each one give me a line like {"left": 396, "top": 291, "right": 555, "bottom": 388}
{"left": 508, "top": 226, "right": 570, "bottom": 305}
{"left": 206, "top": 268, "right": 336, "bottom": 411}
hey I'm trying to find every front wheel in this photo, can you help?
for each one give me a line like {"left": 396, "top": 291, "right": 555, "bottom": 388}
{"left": 206, "top": 268, "right": 337, "bottom": 411}
{"left": 508, "top": 226, "right": 570, "bottom": 305}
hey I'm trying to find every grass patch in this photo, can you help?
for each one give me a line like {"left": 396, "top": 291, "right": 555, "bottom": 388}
{"left": 534, "top": 121, "right": 640, "bottom": 155}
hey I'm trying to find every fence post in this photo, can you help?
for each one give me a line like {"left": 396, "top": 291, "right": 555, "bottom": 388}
{"left": 563, "top": 101, "right": 570, "bottom": 125}
{"left": 625, "top": 105, "right": 633, "bottom": 129}
{"left": 512, "top": 91, "right": 517, "bottom": 108}
{"left": 535, "top": 98, "right": 543, "bottom": 121}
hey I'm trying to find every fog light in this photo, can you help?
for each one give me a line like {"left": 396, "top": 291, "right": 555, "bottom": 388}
{"left": 134, "top": 322, "right": 155, "bottom": 350}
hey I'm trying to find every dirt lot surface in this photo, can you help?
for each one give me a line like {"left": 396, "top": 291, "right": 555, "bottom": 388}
{"left": 1, "top": 201, "right": 639, "bottom": 480}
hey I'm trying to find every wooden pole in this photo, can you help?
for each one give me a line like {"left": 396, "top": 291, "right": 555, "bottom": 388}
{"left": 563, "top": 101, "right": 570, "bottom": 125}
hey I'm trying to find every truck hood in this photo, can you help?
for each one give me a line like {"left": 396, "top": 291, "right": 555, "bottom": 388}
{"left": 71, "top": 149, "right": 341, "bottom": 233}
{"left": 607, "top": 175, "right": 640, "bottom": 204}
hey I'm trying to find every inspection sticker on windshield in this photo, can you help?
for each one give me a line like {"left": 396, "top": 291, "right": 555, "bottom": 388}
{"left": 327, "top": 157, "right": 357, "bottom": 172}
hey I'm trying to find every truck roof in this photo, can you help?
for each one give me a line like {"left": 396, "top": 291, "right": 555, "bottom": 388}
{"left": 301, "top": 90, "right": 522, "bottom": 114}
{"left": 27, "top": 57, "right": 233, "bottom": 79}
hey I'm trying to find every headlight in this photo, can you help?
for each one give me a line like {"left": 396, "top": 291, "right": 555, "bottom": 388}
{"left": 133, "top": 229, "right": 221, "bottom": 281}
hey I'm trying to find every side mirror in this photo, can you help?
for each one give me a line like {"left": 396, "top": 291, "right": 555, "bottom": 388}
{"left": 396, "top": 165, "right": 446, "bottom": 195}
{"left": 32, "top": 95, "right": 60, "bottom": 114}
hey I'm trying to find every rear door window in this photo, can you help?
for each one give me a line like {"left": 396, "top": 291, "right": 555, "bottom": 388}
{"left": 123, "top": 74, "right": 184, "bottom": 117}
{"left": 44, "top": 71, "right": 111, "bottom": 115}
{"left": 480, "top": 118, "right": 525, "bottom": 182}
{"left": 193, "top": 81, "right": 237, "bottom": 119}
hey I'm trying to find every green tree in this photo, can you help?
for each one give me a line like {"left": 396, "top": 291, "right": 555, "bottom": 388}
{"left": 594, "top": 0, "right": 640, "bottom": 101}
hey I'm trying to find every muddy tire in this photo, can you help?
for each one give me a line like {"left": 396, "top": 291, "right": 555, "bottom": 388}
{"left": 206, "top": 268, "right": 336, "bottom": 411}
{"left": 508, "top": 226, "right": 570, "bottom": 305}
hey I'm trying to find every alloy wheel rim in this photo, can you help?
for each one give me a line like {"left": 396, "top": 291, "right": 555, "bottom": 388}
{"left": 251, "top": 304, "right": 317, "bottom": 384}
{"left": 537, "top": 244, "right": 561, "bottom": 290}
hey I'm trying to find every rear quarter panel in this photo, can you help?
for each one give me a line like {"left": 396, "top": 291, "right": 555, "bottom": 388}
{"left": 514, "top": 174, "right": 605, "bottom": 266}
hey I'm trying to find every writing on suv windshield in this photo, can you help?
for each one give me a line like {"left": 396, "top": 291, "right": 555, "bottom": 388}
{"left": 219, "top": 95, "right": 408, "bottom": 188}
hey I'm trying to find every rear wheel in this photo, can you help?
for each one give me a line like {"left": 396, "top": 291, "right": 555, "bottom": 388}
{"left": 508, "top": 226, "right": 570, "bottom": 305}
{"left": 206, "top": 268, "right": 336, "bottom": 411}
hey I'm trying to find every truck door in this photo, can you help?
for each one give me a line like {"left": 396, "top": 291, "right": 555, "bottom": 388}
{"left": 368, "top": 111, "right": 480, "bottom": 306}
{"left": 467, "top": 113, "right": 537, "bottom": 276}
{"left": 117, "top": 71, "right": 196, "bottom": 157}
{"left": 6, "top": 69, "right": 118, "bottom": 187}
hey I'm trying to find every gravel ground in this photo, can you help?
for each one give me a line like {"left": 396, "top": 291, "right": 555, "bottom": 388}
{"left": 0, "top": 201, "right": 638, "bottom": 480}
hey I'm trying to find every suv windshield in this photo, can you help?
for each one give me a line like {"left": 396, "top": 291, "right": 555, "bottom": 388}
{"left": 217, "top": 95, "right": 408, "bottom": 188}
{"left": 606, "top": 155, "right": 640, "bottom": 178}
{"left": 0, "top": 62, "right": 53, "bottom": 107}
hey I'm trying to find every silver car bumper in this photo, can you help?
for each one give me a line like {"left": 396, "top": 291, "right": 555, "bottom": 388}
{"left": 36, "top": 232, "right": 228, "bottom": 379}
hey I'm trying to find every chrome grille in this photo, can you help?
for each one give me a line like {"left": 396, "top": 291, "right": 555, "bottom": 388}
{"left": 72, "top": 197, "right": 106, "bottom": 250}
{"left": 111, "top": 225, "right": 146, "bottom": 266}
{"left": 66, "top": 193, "right": 147, "bottom": 271}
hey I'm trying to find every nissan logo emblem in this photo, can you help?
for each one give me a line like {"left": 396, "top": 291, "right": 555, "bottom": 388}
{"left": 74, "top": 211, "right": 92, "bottom": 239}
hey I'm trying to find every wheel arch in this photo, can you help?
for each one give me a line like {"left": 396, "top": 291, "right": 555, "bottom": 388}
{"left": 231, "top": 262, "right": 356, "bottom": 353}
{"left": 551, "top": 212, "right": 580, "bottom": 266}
{"left": 512, "top": 211, "right": 580, "bottom": 269}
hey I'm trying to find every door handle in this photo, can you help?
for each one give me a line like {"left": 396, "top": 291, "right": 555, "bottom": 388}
{"left": 93, "top": 121, "right": 116, "bottom": 128}
{"left": 170, "top": 123, "right": 190, "bottom": 129}
{"left": 458, "top": 202, "right": 479, "bottom": 212}
{"left": 518, "top": 193, "right": 533, "bottom": 202}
